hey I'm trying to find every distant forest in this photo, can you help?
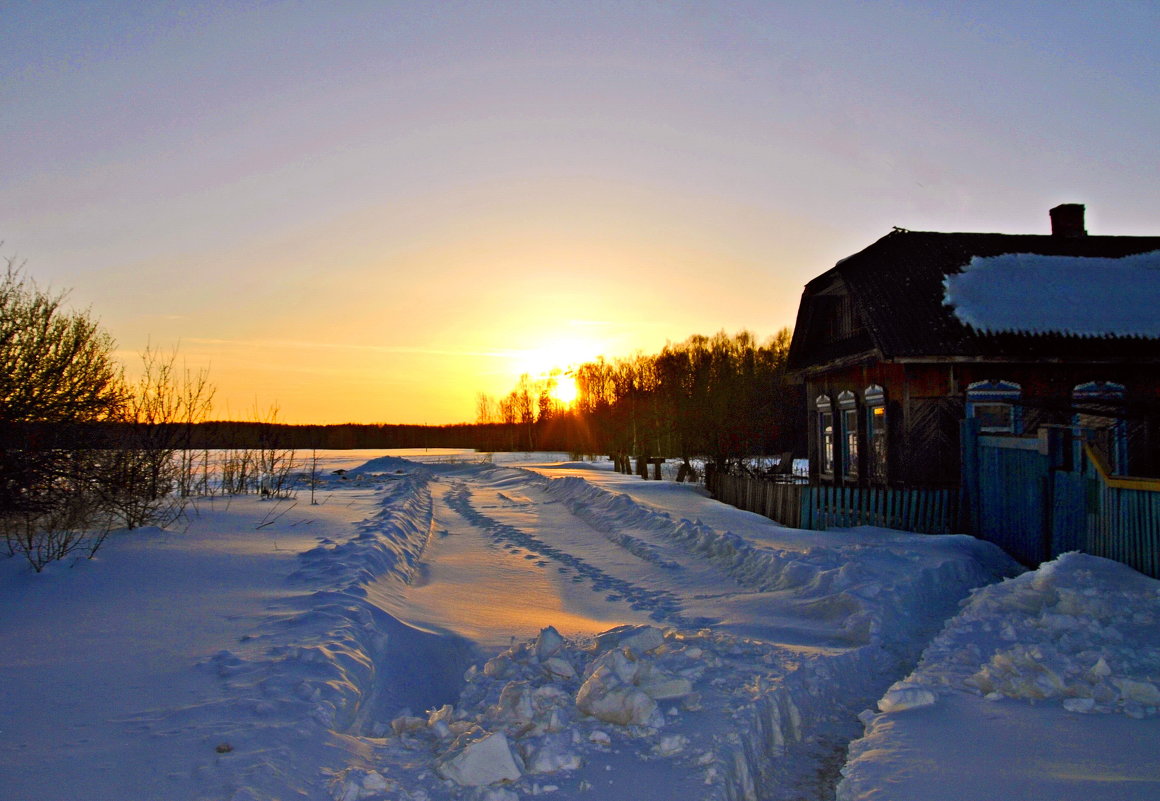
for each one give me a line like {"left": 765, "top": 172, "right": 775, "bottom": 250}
{"left": 6, "top": 329, "right": 803, "bottom": 463}
{"left": 475, "top": 329, "right": 803, "bottom": 463}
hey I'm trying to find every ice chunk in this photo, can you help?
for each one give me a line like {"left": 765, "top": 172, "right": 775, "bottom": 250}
{"left": 1088, "top": 656, "right": 1112, "bottom": 678}
{"left": 1114, "top": 678, "right": 1160, "bottom": 705}
{"left": 390, "top": 715, "right": 426, "bottom": 735}
{"left": 596, "top": 624, "right": 665, "bottom": 655}
{"left": 639, "top": 674, "right": 693, "bottom": 700}
{"left": 496, "top": 682, "right": 535, "bottom": 723}
{"left": 1063, "top": 697, "right": 1095, "bottom": 713}
{"left": 543, "top": 656, "right": 576, "bottom": 680}
{"left": 654, "top": 734, "right": 688, "bottom": 756}
{"left": 428, "top": 704, "right": 454, "bottom": 726}
{"left": 484, "top": 653, "right": 515, "bottom": 678}
{"left": 436, "top": 732, "right": 522, "bottom": 786}
{"left": 576, "top": 670, "right": 658, "bottom": 726}
{"left": 585, "top": 648, "right": 645, "bottom": 686}
{"left": 535, "top": 626, "right": 565, "bottom": 661}
{"left": 525, "top": 735, "right": 583, "bottom": 774}
{"left": 878, "top": 685, "right": 936, "bottom": 713}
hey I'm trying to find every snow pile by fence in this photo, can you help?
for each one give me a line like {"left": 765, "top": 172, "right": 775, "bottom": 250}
{"left": 875, "top": 551, "right": 1160, "bottom": 716}
{"left": 838, "top": 552, "right": 1160, "bottom": 801}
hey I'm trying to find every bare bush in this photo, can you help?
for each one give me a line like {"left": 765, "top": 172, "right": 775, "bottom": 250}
{"left": 1, "top": 257, "right": 217, "bottom": 569}
{"left": 254, "top": 404, "right": 296, "bottom": 499}
{"left": 99, "top": 344, "right": 214, "bottom": 529}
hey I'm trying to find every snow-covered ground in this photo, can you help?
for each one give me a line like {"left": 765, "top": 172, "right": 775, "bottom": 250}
{"left": 1, "top": 452, "right": 1157, "bottom": 800}
{"left": 838, "top": 552, "right": 1160, "bottom": 801}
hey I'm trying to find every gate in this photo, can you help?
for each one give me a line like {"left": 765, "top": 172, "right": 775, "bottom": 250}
{"left": 961, "top": 418, "right": 1160, "bottom": 577}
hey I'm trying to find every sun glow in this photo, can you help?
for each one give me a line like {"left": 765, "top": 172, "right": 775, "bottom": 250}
{"left": 506, "top": 331, "right": 610, "bottom": 406}
{"left": 514, "top": 335, "right": 606, "bottom": 379}
{"left": 551, "top": 374, "right": 580, "bottom": 406}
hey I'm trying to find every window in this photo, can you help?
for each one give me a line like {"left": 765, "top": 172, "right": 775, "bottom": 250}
{"left": 817, "top": 395, "right": 835, "bottom": 475}
{"left": 865, "top": 385, "right": 887, "bottom": 483}
{"left": 811, "top": 292, "right": 865, "bottom": 345}
{"left": 838, "top": 391, "right": 858, "bottom": 479}
{"left": 972, "top": 403, "right": 1014, "bottom": 432}
{"left": 966, "top": 380, "right": 1022, "bottom": 433}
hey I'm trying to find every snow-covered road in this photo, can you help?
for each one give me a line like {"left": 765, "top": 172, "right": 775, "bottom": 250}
{"left": 4, "top": 452, "right": 1158, "bottom": 801}
{"left": 312, "top": 455, "right": 1017, "bottom": 800}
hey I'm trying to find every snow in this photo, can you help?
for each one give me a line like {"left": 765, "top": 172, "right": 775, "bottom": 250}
{"left": 2, "top": 451, "right": 1157, "bottom": 800}
{"left": 943, "top": 250, "right": 1160, "bottom": 337}
{"left": 838, "top": 552, "right": 1160, "bottom": 800}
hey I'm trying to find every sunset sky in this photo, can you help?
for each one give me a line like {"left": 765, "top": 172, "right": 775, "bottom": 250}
{"left": 4, "top": 1, "right": 1158, "bottom": 424}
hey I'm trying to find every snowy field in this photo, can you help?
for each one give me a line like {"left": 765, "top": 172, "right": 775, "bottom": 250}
{"left": 2, "top": 451, "right": 1158, "bottom": 800}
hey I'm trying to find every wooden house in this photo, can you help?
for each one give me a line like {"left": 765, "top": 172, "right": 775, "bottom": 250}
{"left": 786, "top": 205, "right": 1160, "bottom": 489}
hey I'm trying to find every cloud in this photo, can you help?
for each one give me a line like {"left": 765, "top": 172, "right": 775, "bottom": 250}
{"left": 184, "top": 337, "right": 517, "bottom": 360}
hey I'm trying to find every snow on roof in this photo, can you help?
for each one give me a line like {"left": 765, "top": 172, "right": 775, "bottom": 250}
{"left": 943, "top": 250, "right": 1160, "bottom": 337}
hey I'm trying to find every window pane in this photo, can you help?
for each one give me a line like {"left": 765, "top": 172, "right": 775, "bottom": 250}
{"left": 973, "top": 403, "right": 1013, "bottom": 432}
{"left": 821, "top": 411, "right": 834, "bottom": 474}
{"left": 844, "top": 408, "right": 858, "bottom": 476}
{"left": 868, "top": 405, "right": 886, "bottom": 482}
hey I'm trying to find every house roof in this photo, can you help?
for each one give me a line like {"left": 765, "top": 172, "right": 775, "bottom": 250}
{"left": 788, "top": 229, "right": 1160, "bottom": 373}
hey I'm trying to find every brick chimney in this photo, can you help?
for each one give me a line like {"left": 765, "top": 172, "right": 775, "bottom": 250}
{"left": 1050, "top": 203, "right": 1087, "bottom": 237}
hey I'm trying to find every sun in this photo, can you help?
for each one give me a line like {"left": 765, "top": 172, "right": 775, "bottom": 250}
{"left": 551, "top": 374, "right": 580, "bottom": 406}
{"left": 501, "top": 334, "right": 605, "bottom": 410}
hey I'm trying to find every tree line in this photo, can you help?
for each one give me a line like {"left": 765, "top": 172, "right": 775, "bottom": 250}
{"left": 477, "top": 329, "right": 804, "bottom": 467}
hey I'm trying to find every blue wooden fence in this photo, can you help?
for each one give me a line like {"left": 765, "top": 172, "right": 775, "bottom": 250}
{"left": 710, "top": 423, "right": 1160, "bottom": 578}
{"left": 961, "top": 419, "right": 1160, "bottom": 578}
{"left": 800, "top": 485, "right": 956, "bottom": 535}
{"left": 706, "top": 473, "right": 955, "bottom": 535}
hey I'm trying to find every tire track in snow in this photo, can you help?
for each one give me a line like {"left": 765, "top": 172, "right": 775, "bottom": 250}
{"left": 481, "top": 467, "right": 684, "bottom": 571}
{"left": 546, "top": 475, "right": 854, "bottom": 595}
{"left": 442, "top": 481, "right": 698, "bottom": 626}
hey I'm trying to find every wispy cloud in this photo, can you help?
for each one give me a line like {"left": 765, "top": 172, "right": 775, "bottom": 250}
{"left": 184, "top": 337, "right": 523, "bottom": 360}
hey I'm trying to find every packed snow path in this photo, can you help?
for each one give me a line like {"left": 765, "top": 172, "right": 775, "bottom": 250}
{"left": 340, "top": 457, "right": 1019, "bottom": 800}
{"left": 0, "top": 453, "right": 1020, "bottom": 801}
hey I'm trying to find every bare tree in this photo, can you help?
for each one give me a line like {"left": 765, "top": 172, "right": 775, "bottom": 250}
{"left": 476, "top": 392, "right": 498, "bottom": 425}
{"left": 99, "top": 344, "right": 214, "bottom": 529}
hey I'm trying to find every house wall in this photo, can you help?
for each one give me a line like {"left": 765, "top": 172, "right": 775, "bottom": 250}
{"left": 805, "top": 360, "right": 1160, "bottom": 488}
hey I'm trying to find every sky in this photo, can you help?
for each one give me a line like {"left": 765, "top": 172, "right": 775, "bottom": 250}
{"left": 3, "top": 1, "right": 1158, "bottom": 424}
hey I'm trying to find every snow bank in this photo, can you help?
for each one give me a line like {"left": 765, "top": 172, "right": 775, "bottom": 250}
{"left": 880, "top": 552, "right": 1160, "bottom": 716}
{"left": 543, "top": 473, "right": 1017, "bottom": 649}
{"left": 197, "top": 468, "right": 478, "bottom": 798}
{"left": 943, "top": 250, "right": 1160, "bottom": 337}
{"left": 838, "top": 553, "right": 1160, "bottom": 800}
